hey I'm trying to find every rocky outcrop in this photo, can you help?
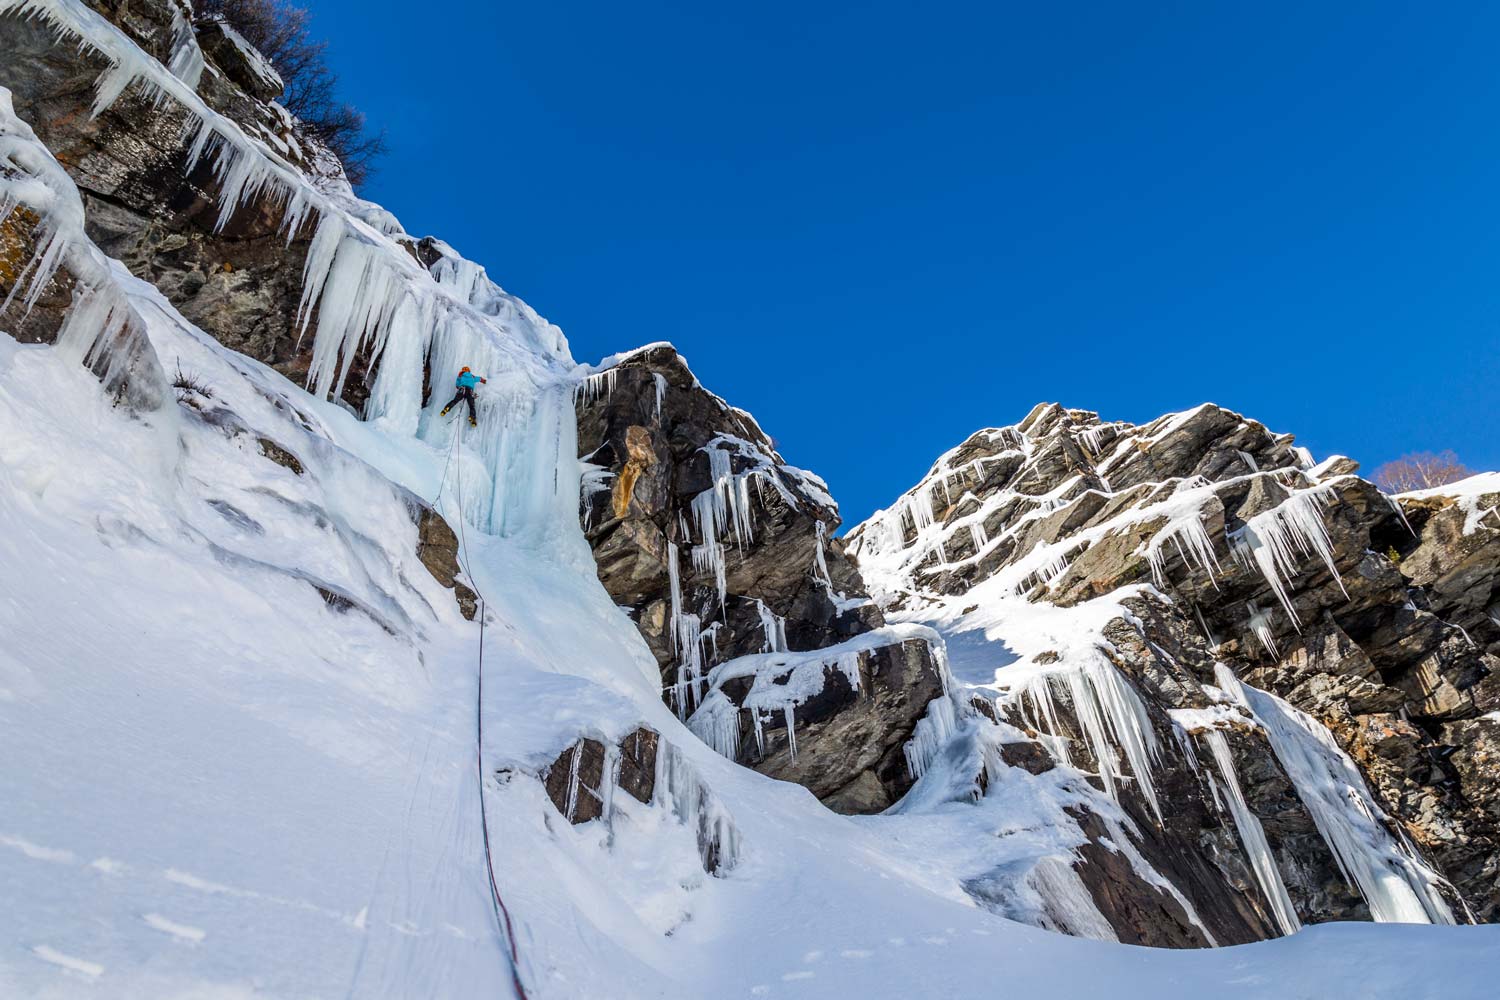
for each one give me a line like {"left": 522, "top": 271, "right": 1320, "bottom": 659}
{"left": 850, "top": 402, "right": 1498, "bottom": 939}
{"left": 542, "top": 728, "right": 660, "bottom": 825}
{"left": 412, "top": 502, "right": 478, "bottom": 621}
{"left": 574, "top": 345, "right": 944, "bottom": 813}
{"left": 537, "top": 727, "right": 740, "bottom": 875}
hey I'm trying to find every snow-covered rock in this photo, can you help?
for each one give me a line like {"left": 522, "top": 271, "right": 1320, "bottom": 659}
{"left": 574, "top": 343, "right": 948, "bottom": 813}
{"left": 849, "top": 401, "right": 1499, "bottom": 931}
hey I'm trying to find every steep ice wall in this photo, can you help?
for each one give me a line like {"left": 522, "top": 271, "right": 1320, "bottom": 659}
{"left": 1, "top": 0, "right": 581, "bottom": 551}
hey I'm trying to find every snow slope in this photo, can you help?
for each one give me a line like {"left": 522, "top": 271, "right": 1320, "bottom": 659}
{"left": 4, "top": 299, "right": 1498, "bottom": 999}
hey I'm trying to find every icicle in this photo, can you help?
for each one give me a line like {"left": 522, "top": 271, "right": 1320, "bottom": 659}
{"left": 1215, "top": 664, "right": 1456, "bottom": 924}
{"left": 575, "top": 368, "right": 618, "bottom": 405}
{"left": 903, "top": 488, "right": 936, "bottom": 534}
{"left": 687, "top": 689, "right": 742, "bottom": 761}
{"left": 666, "top": 542, "right": 706, "bottom": 717}
{"left": 1193, "top": 603, "right": 1220, "bottom": 649}
{"left": 755, "top": 599, "right": 788, "bottom": 653}
{"left": 1229, "top": 485, "right": 1348, "bottom": 627}
{"left": 1145, "top": 507, "right": 1223, "bottom": 590}
{"left": 1078, "top": 422, "right": 1120, "bottom": 457}
{"left": 165, "top": 5, "right": 205, "bottom": 90}
{"left": 600, "top": 743, "right": 621, "bottom": 832}
{"left": 1027, "top": 858, "right": 1119, "bottom": 942}
{"left": 562, "top": 741, "right": 583, "bottom": 822}
{"left": 0, "top": 84, "right": 166, "bottom": 407}
{"left": 1014, "top": 542, "right": 1077, "bottom": 596}
{"left": 1246, "top": 602, "right": 1279, "bottom": 657}
{"left": 1384, "top": 493, "right": 1417, "bottom": 537}
{"left": 653, "top": 371, "right": 667, "bottom": 418}
{"left": 1011, "top": 654, "right": 1162, "bottom": 822}
{"left": 1202, "top": 730, "right": 1301, "bottom": 935}
{"left": 812, "top": 520, "right": 834, "bottom": 588}
{"left": 654, "top": 742, "right": 741, "bottom": 874}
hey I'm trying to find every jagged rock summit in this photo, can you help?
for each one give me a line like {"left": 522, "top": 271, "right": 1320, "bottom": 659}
{"left": 848, "top": 401, "right": 1500, "bottom": 931}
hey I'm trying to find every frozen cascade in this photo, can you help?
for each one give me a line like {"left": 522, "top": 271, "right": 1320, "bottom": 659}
{"left": 666, "top": 542, "right": 708, "bottom": 717}
{"left": 1214, "top": 664, "right": 1456, "bottom": 924}
{"left": 903, "top": 695, "right": 958, "bottom": 781}
{"left": 165, "top": 4, "right": 205, "bottom": 90}
{"left": 1201, "top": 730, "right": 1302, "bottom": 936}
{"left": 1027, "top": 858, "right": 1120, "bottom": 942}
{"left": 1009, "top": 654, "right": 1163, "bottom": 822}
{"left": 1229, "top": 485, "right": 1348, "bottom": 626}
{"left": 686, "top": 689, "right": 742, "bottom": 761}
{"left": 655, "top": 742, "right": 741, "bottom": 874}
{"left": 1, "top": 1, "right": 581, "bottom": 539}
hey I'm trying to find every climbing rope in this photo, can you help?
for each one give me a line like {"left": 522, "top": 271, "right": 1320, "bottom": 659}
{"left": 445, "top": 416, "right": 531, "bottom": 1000}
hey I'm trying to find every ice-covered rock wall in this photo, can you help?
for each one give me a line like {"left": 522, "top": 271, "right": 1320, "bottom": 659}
{"left": 574, "top": 344, "right": 952, "bottom": 813}
{"left": 849, "top": 401, "right": 1498, "bottom": 932}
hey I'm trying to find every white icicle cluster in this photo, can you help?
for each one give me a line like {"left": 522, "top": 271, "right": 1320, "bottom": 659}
{"left": 0, "top": 87, "right": 166, "bottom": 407}
{"left": 1214, "top": 663, "right": 1457, "bottom": 924}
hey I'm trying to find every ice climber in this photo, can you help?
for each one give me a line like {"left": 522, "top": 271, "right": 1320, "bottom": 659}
{"left": 440, "top": 366, "right": 486, "bottom": 426}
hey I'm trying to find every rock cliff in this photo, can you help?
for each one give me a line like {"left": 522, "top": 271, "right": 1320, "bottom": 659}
{"left": 849, "top": 403, "right": 1498, "bottom": 935}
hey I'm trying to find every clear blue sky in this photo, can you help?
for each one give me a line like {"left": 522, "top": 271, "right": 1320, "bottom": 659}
{"left": 313, "top": 0, "right": 1500, "bottom": 527}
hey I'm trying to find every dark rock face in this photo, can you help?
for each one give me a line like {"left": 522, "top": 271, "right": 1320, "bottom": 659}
{"left": 725, "top": 637, "right": 946, "bottom": 814}
{"left": 539, "top": 728, "right": 740, "bottom": 875}
{"left": 411, "top": 503, "right": 478, "bottom": 621}
{"left": 574, "top": 345, "right": 941, "bottom": 813}
{"left": 576, "top": 346, "right": 879, "bottom": 668}
{"left": 850, "top": 402, "right": 1500, "bottom": 936}
{"left": 542, "top": 729, "right": 659, "bottom": 825}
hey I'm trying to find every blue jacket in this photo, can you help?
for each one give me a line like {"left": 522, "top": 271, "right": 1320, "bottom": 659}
{"left": 456, "top": 371, "right": 484, "bottom": 389}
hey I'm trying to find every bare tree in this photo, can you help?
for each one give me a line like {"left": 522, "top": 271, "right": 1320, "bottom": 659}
{"left": 1373, "top": 450, "right": 1473, "bottom": 493}
{"left": 195, "top": 0, "right": 386, "bottom": 187}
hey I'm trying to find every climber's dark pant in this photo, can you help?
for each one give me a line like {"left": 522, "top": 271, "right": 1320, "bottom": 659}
{"left": 443, "top": 386, "right": 477, "bottom": 421}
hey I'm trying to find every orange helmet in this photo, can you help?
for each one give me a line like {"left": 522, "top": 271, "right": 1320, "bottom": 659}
{"left": 460, "top": 366, "right": 471, "bottom": 373}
